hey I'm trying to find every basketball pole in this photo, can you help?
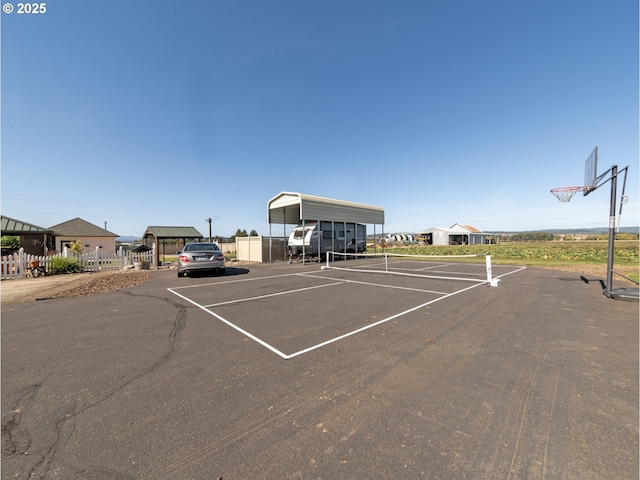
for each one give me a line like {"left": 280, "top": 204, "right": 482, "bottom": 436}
{"left": 604, "top": 165, "right": 617, "bottom": 297}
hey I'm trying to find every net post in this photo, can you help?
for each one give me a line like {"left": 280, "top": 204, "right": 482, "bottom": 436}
{"left": 486, "top": 254, "right": 501, "bottom": 287}
{"left": 321, "top": 251, "right": 331, "bottom": 270}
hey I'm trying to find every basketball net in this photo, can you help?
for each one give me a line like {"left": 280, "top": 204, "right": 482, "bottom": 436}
{"left": 550, "top": 186, "right": 587, "bottom": 203}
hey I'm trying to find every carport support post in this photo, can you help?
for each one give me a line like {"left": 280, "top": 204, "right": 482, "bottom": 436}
{"left": 317, "top": 220, "right": 321, "bottom": 261}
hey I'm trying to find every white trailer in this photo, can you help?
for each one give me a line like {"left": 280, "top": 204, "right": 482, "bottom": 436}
{"left": 288, "top": 221, "right": 366, "bottom": 260}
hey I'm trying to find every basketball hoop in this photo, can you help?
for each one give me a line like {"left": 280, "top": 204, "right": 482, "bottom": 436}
{"left": 550, "top": 186, "right": 587, "bottom": 203}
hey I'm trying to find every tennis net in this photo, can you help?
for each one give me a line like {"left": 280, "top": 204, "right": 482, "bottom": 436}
{"left": 322, "top": 251, "right": 500, "bottom": 286}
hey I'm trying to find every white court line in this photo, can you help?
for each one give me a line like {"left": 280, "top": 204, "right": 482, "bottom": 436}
{"left": 285, "top": 280, "right": 486, "bottom": 359}
{"left": 204, "top": 281, "right": 344, "bottom": 307}
{"left": 168, "top": 265, "right": 527, "bottom": 360}
{"left": 167, "top": 287, "right": 290, "bottom": 359}
{"left": 169, "top": 272, "right": 305, "bottom": 291}
{"left": 324, "top": 266, "right": 487, "bottom": 283}
{"left": 300, "top": 272, "right": 449, "bottom": 295}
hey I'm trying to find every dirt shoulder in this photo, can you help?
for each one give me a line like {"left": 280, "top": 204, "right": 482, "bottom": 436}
{"left": 1, "top": 269, "right": 152, "bottom": 306}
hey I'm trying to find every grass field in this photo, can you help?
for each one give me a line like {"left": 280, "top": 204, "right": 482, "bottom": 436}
{"left": 379, "top": 241, "right": 639, "bottom": 283}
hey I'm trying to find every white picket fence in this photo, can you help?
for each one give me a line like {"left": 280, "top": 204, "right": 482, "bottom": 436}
{"left": 0, "top": 245, "right": 156, "bottom": 280}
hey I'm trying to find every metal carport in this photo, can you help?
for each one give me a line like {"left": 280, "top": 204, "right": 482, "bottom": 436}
{"left": 267, "top": 192, "right": 385, "bottom": 263}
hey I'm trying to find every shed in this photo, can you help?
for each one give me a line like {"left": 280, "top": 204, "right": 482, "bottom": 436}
{"left": 143, "top": 226, "right": 203, "bottom": 265}
{"left": 416, "top": 227, "right": 449, "bottom": 246}
{"left": 267, "top": 192, "right": 385, "bottom": 262}
{"left": 1, "top": 216, "right": 54, "bottom": 256}
{"left": 448, "top": 224, "right": 486, "bottom": 245}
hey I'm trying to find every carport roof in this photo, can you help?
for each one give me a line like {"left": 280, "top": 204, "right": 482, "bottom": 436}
{"left": 268, "top": 192, "right": 385, "bottom": 225}
{"left": 1, "top": 216, "right": 52, "bottom": 234}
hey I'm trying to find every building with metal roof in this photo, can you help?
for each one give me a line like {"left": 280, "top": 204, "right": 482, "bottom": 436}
{"left": 1, "top": 216, "right": 54, "bottom": 255}
{"left": 268, "top": 192, "right": 385, "bottom": 226}
{"left": 266, "top": 192, "right": 385, "bottom": 262}
{"left": 417, "top": 224, "right": 487, "bottom": 245}
{"left": 143, "top": 226, "right": 204, "bottom": 265}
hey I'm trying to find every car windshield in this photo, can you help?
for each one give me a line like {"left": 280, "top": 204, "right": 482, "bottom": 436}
{"left": 184, "top": 243, "right": 218, "bottom": 252}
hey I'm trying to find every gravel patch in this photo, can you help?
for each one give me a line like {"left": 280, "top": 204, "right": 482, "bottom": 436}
{"left": 45, "top": 269, "right": 152, "bottom": 299}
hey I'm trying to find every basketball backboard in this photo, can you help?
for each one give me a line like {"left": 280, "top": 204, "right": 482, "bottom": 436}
{"left": 583, "top": 146, "right": 598, "bottom": 195}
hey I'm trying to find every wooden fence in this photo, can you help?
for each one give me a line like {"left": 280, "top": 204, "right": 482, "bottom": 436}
{"left": 1, "top": 245, "right": 156, "bottom": 280}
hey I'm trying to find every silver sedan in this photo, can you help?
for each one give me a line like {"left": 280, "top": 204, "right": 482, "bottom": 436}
{"left": 177, "top": 242, "right": 226, "bottom": 277}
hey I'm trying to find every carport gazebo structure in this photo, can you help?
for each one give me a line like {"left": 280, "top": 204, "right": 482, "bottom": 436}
{"left": 267, "top": 192, "right": 385, "bottom": 263}
{"left": 1, "top": 216, "right": 54, "bottom": 256}
{"left": 143, "top": 226, "right": 203, "bottom": 265}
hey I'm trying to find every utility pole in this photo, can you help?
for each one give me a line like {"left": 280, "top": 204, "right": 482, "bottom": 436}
{"left": 205, "top": 218, "right": 212, "bottom": 242}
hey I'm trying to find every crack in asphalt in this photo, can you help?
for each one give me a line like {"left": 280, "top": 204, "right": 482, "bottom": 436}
{"left": 1, "top": 382, "right": 42, "bottom": 457}
{"left": 2, "top": 292, "right": 188, "bottom": 479}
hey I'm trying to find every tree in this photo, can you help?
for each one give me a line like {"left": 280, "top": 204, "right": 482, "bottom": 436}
{"left": 1, "top": 235, "right": 21, "bottom": 255}
{"left": 249, "top": 229, "right": 258, "bottom": 236}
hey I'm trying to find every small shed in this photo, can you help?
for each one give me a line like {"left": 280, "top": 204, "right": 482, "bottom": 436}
{"left": 143, "top": 226, "right": 203, "bottom": 264}
{"left": 267, "top": 192, "right": 385, "bottom": 262}
{"left": 1, "top": 216, "right": 54, "bottom": 256}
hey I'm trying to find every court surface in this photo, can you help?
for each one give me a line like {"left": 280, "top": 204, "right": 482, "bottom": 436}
{"left": 168, "top": 259, "right": 525, "bottom": 359}
{"left": 2, "top": 261, "right": 637, "bottom": 479}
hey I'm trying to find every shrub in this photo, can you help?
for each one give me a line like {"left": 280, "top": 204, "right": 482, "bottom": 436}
{"left": 48, "top": 257, "right": 84, "bottom": 275}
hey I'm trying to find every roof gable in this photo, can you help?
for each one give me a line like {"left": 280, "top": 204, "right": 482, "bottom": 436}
{"left": 449, "top": 223, "right": 482, "bottom": 233}
{"left": 49, "top": 217, "right": 118, "bottom": 237}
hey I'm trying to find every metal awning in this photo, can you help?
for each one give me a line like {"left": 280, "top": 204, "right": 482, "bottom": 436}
{"left": 267, "top": 192, "right": 384, "bottom": 225}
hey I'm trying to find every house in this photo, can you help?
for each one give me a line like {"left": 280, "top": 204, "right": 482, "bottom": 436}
{"left": 1, "top": 216, "right": 54, "bottom": 256}
{"left": 49, "top": 218, "right": 119, "bottom": 255}
{"left": 417, "top": 224, "right": 486, "bottom": 246}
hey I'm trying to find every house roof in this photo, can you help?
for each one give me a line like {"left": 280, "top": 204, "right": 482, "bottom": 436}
{"left": 49, "top": 217, "right": 118, "bottom": 237}
{"left": 267, "top": 192, "right": 385, "bottom": 225}
{"left": 1, "top": 216, "right": 53, "bottom": 234}
{"left": 143, "top": 226, "right": 203, "bottom": 238}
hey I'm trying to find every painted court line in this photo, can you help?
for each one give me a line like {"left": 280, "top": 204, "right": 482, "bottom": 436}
{"left": 168, "top": 287, "right": 290, "bottom": 359}
{"left": 300, "top": 272, "right": 449, "bottom": 295}
{"left": 285, "top": 280, "right": 488, "bottom": 359}
{"left": 169, "top": 272, "right": 305, "bottom": 291}
{"left": 204, "top": 281, "right": 344, "bottom": 308}
{"left": 168, "top": 265, "right": 527, "bottom": 360}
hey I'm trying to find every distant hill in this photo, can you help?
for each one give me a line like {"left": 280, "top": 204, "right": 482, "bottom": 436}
{"left": 116, "top": 236, "right": 140, "bottom": 243}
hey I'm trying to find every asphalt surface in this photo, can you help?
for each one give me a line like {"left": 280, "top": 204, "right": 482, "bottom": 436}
{"left": 1, "top": 262, "right": 638, "bottom": 479}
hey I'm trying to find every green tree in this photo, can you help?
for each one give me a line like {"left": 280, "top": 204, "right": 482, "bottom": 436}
{"left": 1, "top": 235, "right": 21, "bottom": 255}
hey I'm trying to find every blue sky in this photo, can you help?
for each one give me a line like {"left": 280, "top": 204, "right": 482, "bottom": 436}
{"left": 2, "top": 0, "right": 638, "bottom": 238}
